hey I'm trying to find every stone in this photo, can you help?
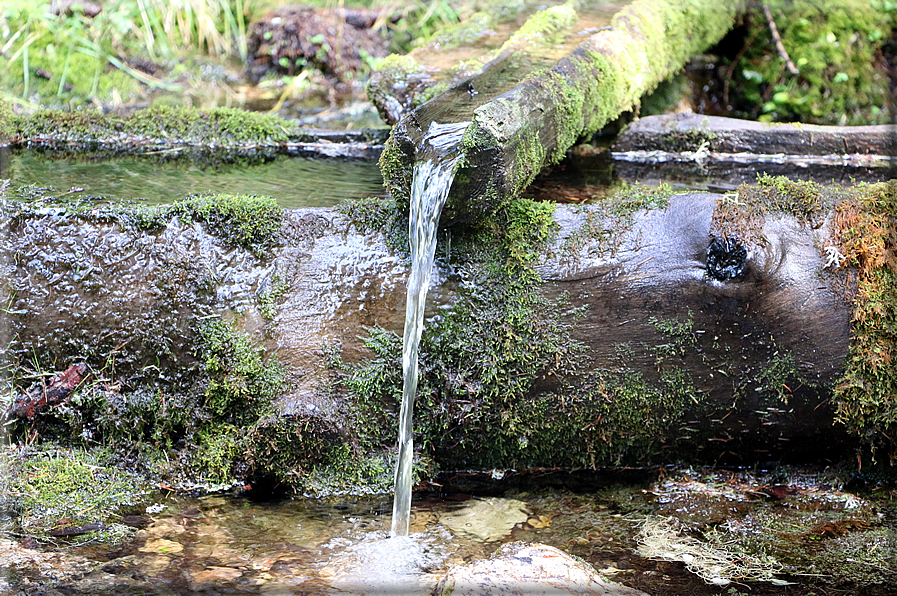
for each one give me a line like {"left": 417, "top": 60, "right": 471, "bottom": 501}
{"left": 433, "top": 542, "right": 649, "bottom": 595}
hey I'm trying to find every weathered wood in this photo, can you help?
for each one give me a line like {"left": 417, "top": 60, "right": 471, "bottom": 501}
{"left": 613, "top": 113, "right": 897, "bottom": 157}
{"left": 0, "top": 108, "right": 389, "bottom": 161}
{"left": 9, "top": 363, "right": 90, "bottom": 420}
{"left": 380, "top": 0, "right": 745, "bottom": 221}
{"left": 1, "top": 193, "right": 859, "bottom": 464}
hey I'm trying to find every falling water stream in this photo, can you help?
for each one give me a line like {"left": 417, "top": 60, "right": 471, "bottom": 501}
{"left": 392, "top": 120, "right": 470, "bottom": 537}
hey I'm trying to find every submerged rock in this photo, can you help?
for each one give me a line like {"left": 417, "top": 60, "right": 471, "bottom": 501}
{"left": 434, "top": 542, "right": 649, "bottom": 596}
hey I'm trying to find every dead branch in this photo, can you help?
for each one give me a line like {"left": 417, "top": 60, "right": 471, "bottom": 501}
{"left": 763, "top": 4, "right": 799, "bottom": 75}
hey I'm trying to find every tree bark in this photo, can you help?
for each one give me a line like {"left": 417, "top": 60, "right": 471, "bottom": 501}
{"left": 379, "top": 0, "right": 745, "bottom": 222}
{"left": 1, "top": 192, "right": 857, "bottom": 464}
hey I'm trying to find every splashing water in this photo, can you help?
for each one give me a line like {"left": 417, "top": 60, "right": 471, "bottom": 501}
{"left": 392, "top": 121, "right": 469, "bottom": 537}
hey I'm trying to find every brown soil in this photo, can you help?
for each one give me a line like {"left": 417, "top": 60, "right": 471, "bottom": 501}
{"left": 246, "top": 6, "right": 391, "bottom": 84}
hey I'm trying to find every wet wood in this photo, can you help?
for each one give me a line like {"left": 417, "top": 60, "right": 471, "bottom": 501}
{"left": 3, "top": 127, "right": 389, "bottom": 161}
{"left": 2, "top": 195, "right": 858, "bottom": 464}
{"left": 383, "top": 0, "right": 745, "bottom": 221}
{"left": 613, "top": 113, "right": 897, "bottom": 157}
{"left": 9, "top": 363, "right": 90, "bottom": 420}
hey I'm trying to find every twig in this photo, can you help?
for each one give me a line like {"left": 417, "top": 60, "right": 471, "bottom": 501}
{"left": 763, "top": 4, "right": 799, "bottom": 75}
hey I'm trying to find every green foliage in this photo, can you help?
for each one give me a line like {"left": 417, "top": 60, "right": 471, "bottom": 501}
{"left": 0, "top": 0, "right": 253, "bottom": 108}
{"left": 2, "top": 446, "right": 150, "bottom": 543}
{"left": 387, "top": 0, "right": 463, "bottom": 54}
{"left": 197, "top": 317, "right": 283, "bottom": 424}
{"left": 736, "top": 0, "right": 894, "bottom": 125}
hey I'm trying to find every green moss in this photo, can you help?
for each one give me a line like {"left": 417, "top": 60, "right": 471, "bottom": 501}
{"left": 502, "top": 1, "right": 577, "bottom": 47}
{"left": 378, "top": 136, "right": 415, "bottom": 205}
{"left": 649, "top": 309, "right": 696, "bottom": 358}
{"left": 830, "top": 181, "right": 897, "bottom": 455}
{"left": 512, "top": 132, "right": 548, "bottom": 192}
{"left": 170, "top": 193, "right": 283, "bottom": 257}
{"left": 257, "top": 273, "right": 289, "bottom": 321}
{"left": 298, "top": 444, "right": 396, "bottom": 496}
{"left": 340, "top": 198, "right": 592, "bottom": 467}
{"left": 736, "top": 0, "right": 894, "bottom": 125}
{"left": 123, "top": 106, "right": 291, "bottom": 145}
{"left": 244, "top": 414, "right": 342, "bottom": 491}
{"left": 196, "top": 424, "right": 243, "bottom": 483}
{"left": 11, "top": 191, "right": 285, "bottom": 258}
{"left": 337, "top": 196, "right": 409, "bottom": 253}
{"left": 713, "top": 174, "right": 833, "bottom": 245}
{"left": 10, "top": 105, "right": 296, "bottom": 147}
{"left": 435, "top": 0, "right": 743, "bottom": 219}
{"left": 197, "top": 317, "right": 283, "bottom": 424}
{"left": 1, "top": 446, "right": 150, "bottom": 544}
{"left": 755, "top": 352, "right": 802, "bottom": 404}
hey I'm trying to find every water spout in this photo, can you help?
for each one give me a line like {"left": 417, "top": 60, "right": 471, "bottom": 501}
{"left": 391, "top": 121, "right": 469, "bottom": 537}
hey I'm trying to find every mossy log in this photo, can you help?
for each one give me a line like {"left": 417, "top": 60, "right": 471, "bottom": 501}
{"left": 2, "top": 189, "right": 865, "bottom": 467}
{"left": 0, "top": 104, "right": 389, "bottom": 161}
{"left": 380, "top": 0, "right": 744, "bottom": 222}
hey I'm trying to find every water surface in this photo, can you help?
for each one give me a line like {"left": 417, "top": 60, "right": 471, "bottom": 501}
{"left": 0, "top": 151, "right": 385, "bottom": 208}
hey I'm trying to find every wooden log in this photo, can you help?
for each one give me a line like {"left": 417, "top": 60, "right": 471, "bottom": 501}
{"left": 0, "top": 105, "right": 389, "bottom": 161}
{"left": 613, "top": 113, "right": 897, "bottom": 157}
{"left": 380, "top": 0, "right": 745, "bottom": 222}
{"left": 1, "top": 189, "right": 866, "bottom": 465}
{"left": 9, "top": 363, "right": 90, "bottom": 420}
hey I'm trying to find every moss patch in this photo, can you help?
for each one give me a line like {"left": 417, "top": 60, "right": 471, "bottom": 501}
{"left": 336, "top": 196, "right": 409, "bottom": 254}
{"left": 735, "top": 0, "right": 894, "bottom": 125}
{"left": 564, "top": 183, "right": 674, "bottom": 255}
{"left": 1, "top": 446, "right": 150, "bottom": 545}
{"left": 7, "top": 105, "right": 299, "bottom": 148}
{"left": 337, "top": 198, "right": 585, "bottom": 468}
{"left": 829, "top": 180, "right": 897, "bottom": 457}
{"left": 7, "top": 189, "right": 284, "bottom": 258}
{"left": 197, "top": 318, "right": 283, "bottom": 424}
{"left": 712, "top": 173, "right": 834, "bottom": 245}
